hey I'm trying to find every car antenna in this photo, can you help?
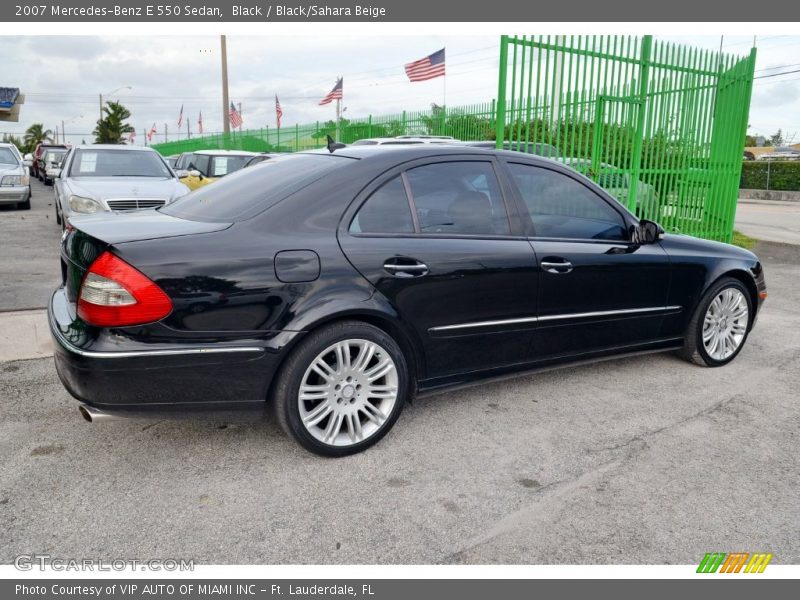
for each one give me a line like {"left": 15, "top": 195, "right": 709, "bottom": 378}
{"left": 326, "top": 134, "right": 346, "bottom": 153}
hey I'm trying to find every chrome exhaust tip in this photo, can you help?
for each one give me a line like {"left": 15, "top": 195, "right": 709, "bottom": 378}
{"left": 78, "top": 404, "right": 119, "bottom": 423}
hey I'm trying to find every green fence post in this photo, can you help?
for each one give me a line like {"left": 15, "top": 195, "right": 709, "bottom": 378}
{"left": 295, "top": 124, "right": 299, "bottom": 151}
{"left": 402, "top": 111, "right": 407, "bottom": 135}
{"left": 627, "top": 34, "right": 652, "bottom": 213}
{"left": 495, "top": 35, "right": 509, "bottom": 148}
{"left": 368, "top": 115, "right": 372, "bottom": 138}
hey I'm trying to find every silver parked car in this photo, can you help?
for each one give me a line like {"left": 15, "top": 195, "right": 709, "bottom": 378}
{"left": 54, "top": 145, "right": 190, "bottom": 228}
{"left": 0, "top": 142, "right": 32, "bottom": 210}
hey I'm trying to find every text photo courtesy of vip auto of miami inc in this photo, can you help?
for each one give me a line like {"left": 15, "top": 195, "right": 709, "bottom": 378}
{"left": 0, "top": 18, "right": 799, "bottom": 592}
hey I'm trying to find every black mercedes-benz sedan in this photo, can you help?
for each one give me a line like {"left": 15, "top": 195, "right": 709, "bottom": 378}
{"left": 49, "top": 145, "right": 767, "bottom": 456}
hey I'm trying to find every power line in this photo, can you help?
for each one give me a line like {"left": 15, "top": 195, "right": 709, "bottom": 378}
{"left": 754, "top": 68, "right": 800, "bottom": 80}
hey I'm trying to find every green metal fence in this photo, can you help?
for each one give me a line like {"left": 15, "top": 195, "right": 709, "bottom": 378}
{"left": 496, "top": 35, "right": 756, "bottom": 242}
{"left": 150, "top": 101, "right": 497, "bottom": 156}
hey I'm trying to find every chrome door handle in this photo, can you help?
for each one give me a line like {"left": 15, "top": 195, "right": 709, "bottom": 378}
{"left": 541, "top": 260, "right": 573, "bottom": 274}
{"left": 383, "top": 262, "right": 429, "bottom": 277}
{"left": 383, "top": 264, "right": 428, "bottom": 271}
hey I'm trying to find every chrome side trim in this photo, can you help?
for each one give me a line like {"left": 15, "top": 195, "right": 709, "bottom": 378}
{"left": 50, "top": 320, "right": 263, "bottom": 359}
{"left": 429, "top": 305, "right": 682, "bottom": 333}
{"left": 430, "top": 316, "right": 540, "bottom": 332}
{"left": 65, "top": 346, "right": 264, "bottom": 359}
{"left": 538, "top": 305, "right": 682, "bottom": 322}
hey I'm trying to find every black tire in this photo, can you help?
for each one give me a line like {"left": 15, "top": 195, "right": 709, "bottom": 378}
{"left": 678, "top": 276, "right": 752, "bottom": 367}
{"left": 55, "top": 201, "right": 62, "bottom": 225}
{"left": 17, "top": 196, "right": 31, "bottom": 210}
{"left": 272, "top": 320, "right": 410, "bottom": 457}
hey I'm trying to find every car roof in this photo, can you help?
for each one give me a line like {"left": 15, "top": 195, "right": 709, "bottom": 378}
{"left": 300, "top": 144, "right": 569, "bottom": 168}
{"left": 72, "top": 144, "right": 158, "bottom": 151}
{"left": 192, "top": 149, "right": 258, "bottom": 156}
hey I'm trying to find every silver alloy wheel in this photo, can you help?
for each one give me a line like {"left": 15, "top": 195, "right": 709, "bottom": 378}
{"left": 702, "top": 287, "right": 749, "bottom": 361}
{"left": 298, "top": 339, "right": 399, "bottom": 447}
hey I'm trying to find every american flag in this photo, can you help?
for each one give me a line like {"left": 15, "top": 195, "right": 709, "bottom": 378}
{"left": 404, "top": 48, "right": 446, "bottom": 82}
{"left": 147, "top": 122, "right": 157, "bottom": 142}
{"left": 229, "top": 101, "right": 243, "bottom": 128}
{"left": 177, "top": 104, "right": 183, "bottom": 128}
{"left": 275, "top": 95, "right": 283, "bottom": 129}
{"left": 319, "top": 78, "right": 343, "bottom": 106}
{"left": 197, "top": 111, "right": 203, "bottom": 134}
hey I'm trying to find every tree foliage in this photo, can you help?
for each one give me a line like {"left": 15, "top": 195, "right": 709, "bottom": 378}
{"left": 93, "top": 101, "right": 135, "bottom": 144}
{"left": 23, "top": 123, "right": 53, "bottom": 152}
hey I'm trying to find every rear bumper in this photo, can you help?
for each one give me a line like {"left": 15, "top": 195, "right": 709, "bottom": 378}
{"left": 48, "top": 287, "right": 280, "bottom": 418}
{"left": 0, "top": 186, "right": 29, "bottom": 205}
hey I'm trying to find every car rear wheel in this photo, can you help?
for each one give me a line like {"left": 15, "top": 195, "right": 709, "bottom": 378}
{"left": 679, "top": 277, "right": 752, "bottom": 367}
{"left": 272, "top": 320, "right": 410, "bottom": 456}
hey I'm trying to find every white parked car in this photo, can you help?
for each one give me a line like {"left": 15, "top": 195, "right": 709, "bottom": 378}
{"left": 351, "top": 136, "right": 456, "bottom": 146}
{"left": 0, "top": 142, "right": 31, "bottom": 210}
{"left": 54, "top": 145, "right": 190, "bottom": 228}
{"left": 759, "top": 146, "right": 800, "bottom": 160}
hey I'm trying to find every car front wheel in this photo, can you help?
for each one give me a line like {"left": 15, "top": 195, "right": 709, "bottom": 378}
{"left": 272, "top": 320, "right": 410, "bottom": 456}
{"left": 679, "top": 277, "right": 752, "bottom": 367}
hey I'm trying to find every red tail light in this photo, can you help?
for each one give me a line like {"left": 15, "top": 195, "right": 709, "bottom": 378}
{"left": 78, "top": 251, "right": 172, "bottom": 327}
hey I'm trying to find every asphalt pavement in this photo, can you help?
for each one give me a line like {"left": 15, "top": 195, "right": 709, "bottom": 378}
{"left": 0, "top": 182, "right": 798, "bottom": 565}
{"left": 735, "top": 198, "right": 800, "bottom": 245}
{"left": 0, "top": 175, "right": 62, "bottom": 312}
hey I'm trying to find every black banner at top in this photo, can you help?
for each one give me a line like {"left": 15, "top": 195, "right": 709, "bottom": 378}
{"left": 1, "top": 0, "right": 799, "bottom": 22}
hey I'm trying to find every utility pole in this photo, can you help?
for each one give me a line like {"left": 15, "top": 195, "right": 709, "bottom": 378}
{"left": 164, "top": 122, "right": 168, "bottom": 143}
{"left": 221, "top": 35, "right": 230, "bottom": 135}
{"left": 61, "top": 120, "right": 65, "bottom": 145}
{"left": 98, "top": 94, "right": 103, "bottom": 122}
{"left": 187, "top": 120, "right": 191, "bottom": 139}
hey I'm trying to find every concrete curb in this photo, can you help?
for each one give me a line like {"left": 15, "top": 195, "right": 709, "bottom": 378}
{"left": 0, "top": 309, "right": 52, "bottom": 362}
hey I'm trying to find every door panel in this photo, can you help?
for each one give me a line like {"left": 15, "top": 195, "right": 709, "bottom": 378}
{"left": 529, "top": 240, "right": 672, "bottom": 359}
{"left": 340, "top": 236, "right": 539, "bottom": 378}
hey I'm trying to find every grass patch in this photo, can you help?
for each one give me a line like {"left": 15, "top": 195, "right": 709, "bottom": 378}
{"left": 732, "top": 230, "right": 758, "bottom": 250}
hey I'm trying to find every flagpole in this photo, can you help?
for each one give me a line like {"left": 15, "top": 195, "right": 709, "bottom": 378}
{"left": 335, "top": 98, "right": 341, "bottom": 141}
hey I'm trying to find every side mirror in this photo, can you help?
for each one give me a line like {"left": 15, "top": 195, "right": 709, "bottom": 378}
{"left": 188, "top": 169, "right": 202, "bottom": 179}
{"left": 49, "top": 168, "right": 62, "bottom": 179}
{"left": 22, "top": 159, "right": 33, "bottom": 167}
{"left": 635, "top": 219, "right": 664, "bottom": 244}
{"left": 176, "top": 169, "right": 189, "bottom": 179}
{"left": 24, "top": 153, "right": 33, "bottom": 161}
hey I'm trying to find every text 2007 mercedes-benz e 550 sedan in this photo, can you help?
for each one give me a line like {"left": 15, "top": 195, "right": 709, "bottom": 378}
{"left": 49, "top": 146, "right": 767, "bottom": 456}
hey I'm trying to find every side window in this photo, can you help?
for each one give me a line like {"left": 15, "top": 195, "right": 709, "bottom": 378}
{"left": 189, "top": 155, "right": 210, "bottom": 176}
{"left": 508, "top": 163, "right": 627, "bottom": 241}
{"left": 350, "top": 176, "right": 414, "bottom": 234}
{"left": 405, "top": 162, "right": 510, "bottom": 235}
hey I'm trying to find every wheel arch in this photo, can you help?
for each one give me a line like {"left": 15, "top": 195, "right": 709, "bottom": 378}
{"left": 264, "top": 308, "right": 426, "bottom": 406}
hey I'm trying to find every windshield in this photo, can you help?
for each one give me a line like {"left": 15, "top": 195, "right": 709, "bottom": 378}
{"left": 161, "top": 153, "right": 353, "bottom": 222}
{"left": 0, "top": 148, "right": 18, "bottom": 165}
{"left": 44, "top": 151, "right": 66, "bottom": 163}
{"left": 69, "top": 149, "right": 172, "bottom": 178}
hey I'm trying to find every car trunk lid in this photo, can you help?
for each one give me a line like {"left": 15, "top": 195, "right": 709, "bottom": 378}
{"left": 61, "top": 210, "right": 231, "bottom": 312}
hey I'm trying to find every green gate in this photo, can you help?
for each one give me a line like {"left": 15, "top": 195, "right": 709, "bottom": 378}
{"left": 495, "top": 35, "right": 756, "bottom": 242}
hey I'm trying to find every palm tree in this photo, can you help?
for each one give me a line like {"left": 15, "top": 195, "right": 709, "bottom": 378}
{"left": 93, "top": 101, "right": 135, "bottom": 144}
{"left": 23, "top": 123, "right": 53, "bottom": 152}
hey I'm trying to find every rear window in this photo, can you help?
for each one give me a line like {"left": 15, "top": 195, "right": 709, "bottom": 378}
{"left": 160, "top": 153, "right": 352, "bottom": 222}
